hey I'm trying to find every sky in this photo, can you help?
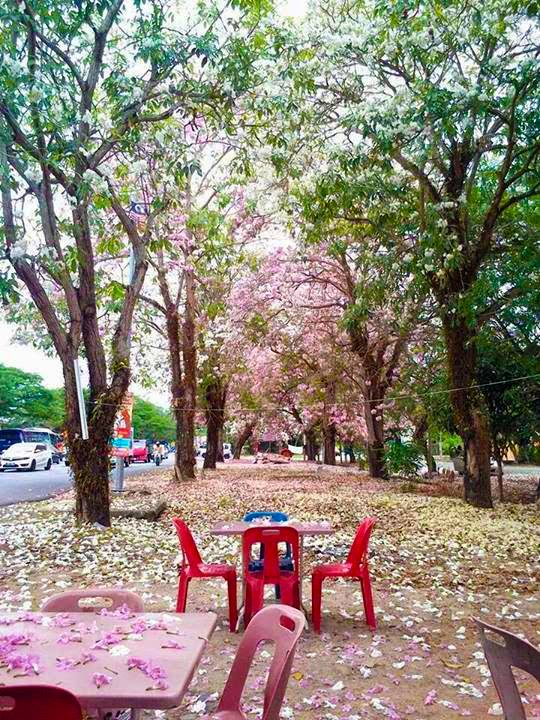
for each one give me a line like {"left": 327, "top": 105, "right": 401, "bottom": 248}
{"left": 0, "top": 0, "right": 308, "bottom": 411}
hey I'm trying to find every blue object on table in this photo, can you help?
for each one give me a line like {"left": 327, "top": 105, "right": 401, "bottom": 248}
{"left": 243, "top": 511, "right": 294, "bottom": 598}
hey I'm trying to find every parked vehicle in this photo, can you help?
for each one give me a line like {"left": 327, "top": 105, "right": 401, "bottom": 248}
{"left": 197, "top": 443, "right": 232, "bottom": 461}
{"left": 132, "top": 439, "right": 149, "bottom": 463}
{"left": 0, "top": 442, "right": 52, "bottom": 472}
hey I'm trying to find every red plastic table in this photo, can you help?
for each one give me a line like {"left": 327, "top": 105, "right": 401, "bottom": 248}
{"left": 0, "top": 611, "right": 216, "bottom": 715}
{"left": 211, "top": 520, "right": 334, "bottom": 621}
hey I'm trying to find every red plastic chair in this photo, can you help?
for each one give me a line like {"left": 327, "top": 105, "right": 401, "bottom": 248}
{"left": 173, "top": 518, "right": 237, "bottom": 632}
{"left": 41, "top": 588, "right": 144, "bottom": 613}
{"left": 211, "top": 604, "right": 305, "bottom": 720}
{"left": 312, "top": 517, "right": 376, "bottom": 633}
{"left": 475, "top": 618, "right": 540, "bottom": 720}
{"left": 0, "top": 685, "right": 82, "bottom": 719}
{"left": 242, "top": 527, "right": 300, "bottom": 625}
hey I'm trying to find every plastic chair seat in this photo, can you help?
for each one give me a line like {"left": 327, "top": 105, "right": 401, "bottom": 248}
{"left": 313, "top": 562, "right": 356, "bottom": 577}
{"left": 248, "top": 558, "right": 294, "bottom": 573}
{"left": 195, "top": 563, "right": 236, "bottom": 576}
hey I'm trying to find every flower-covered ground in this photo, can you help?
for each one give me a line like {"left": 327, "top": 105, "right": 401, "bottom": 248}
{"left": 0, "top": 465, "right": 539, "bottom": 719}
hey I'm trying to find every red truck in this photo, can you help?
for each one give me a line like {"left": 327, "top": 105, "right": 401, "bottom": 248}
{"left": 131, "top": 439, "right": 150, "bottom": 463}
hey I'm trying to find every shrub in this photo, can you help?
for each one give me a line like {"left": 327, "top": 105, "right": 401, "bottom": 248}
{"left": 384, "top": 440, "right": 423, "bottom": 479}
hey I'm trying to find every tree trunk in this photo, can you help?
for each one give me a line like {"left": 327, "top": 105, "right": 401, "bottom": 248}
{"left": 234, "top": 421, "right": 255, "bottom": 459}
{"left": 179, "top": 268, "right": 197, "bottom": 479}
{"left": 322, "top": 382, "right": 336, "bottom": 465}
{"left": 203, "top": 380, "right": 226, "bottom": 470}
{"left": 63, "top": 358, "right": 127, "bottom": 527}
{"left": 165, "top": 273, "right": 196, "bottom": 482}
{"left": 413, "top": 414, "right": 435, "bottom": 477}
{"left": 304, "top": 427, "right": 317, "bottom": 461}
{"left": 217, "top": 427, "right": 224, "bottom": 463}
{"left": 363, "top": 388, "right": 387, "bottom": 479}
{"left": 494, "top": 447, "right": 504, "bottom": 502}
{"left": 443, "top": 316, "right": 493, "bottom": 508}
{"left": 322, "top": 421, "right": 336, "bottom": 465}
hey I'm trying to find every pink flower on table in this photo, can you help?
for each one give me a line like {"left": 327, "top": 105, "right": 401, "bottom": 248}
{"left": 149, "top": 678, "right": 169, "bottom": 691}
{"left": 146, "top": 662, "right": 167, "bottom": 681}
{"left": 81, "top": 651, "right": 97, "bottom": 664}
{"left": 99, "top": 603, "right": 135, "bottom": 619}
{"left": 127, "top": 657, "right": 147, "bottom": 671}
{"left": 56, "top": 657, "right": 78, "bottom": 671}
{"left": 129, "top": 619, "right": 149, "bottom": 634}
{"left": 57, "top": 632, "right": 82, "bottom": 644}
{"left": 92, "top": 632, "right": 123, "bottom": 650}
{"left": 127, "top": 657, "right": 168, "bottom": 689}
{"left": 2, "top": 633, "right": 32, "bottom": 647}
{"left": 92, "top": 672, "right": 112, "bottom": 688}
{"left": 51, "top": 613, "right": 76, "bottom": 628}
{"left": 6, "top": 653, "right": 42, "bottom": 676}
{"left": 161, "top": 640, "right": 185, "bottom": 650}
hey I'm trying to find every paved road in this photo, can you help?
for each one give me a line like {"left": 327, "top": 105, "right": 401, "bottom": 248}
{"left": 0, "top": 456, "right": 537, "bottom": 508}
{"left": 0, "top": 455, "right": 176, "bottom": 507}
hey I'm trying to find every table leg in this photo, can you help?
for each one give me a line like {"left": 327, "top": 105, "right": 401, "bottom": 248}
{"left": 299, "top": 535, "right": 310, "bottom": 623}
{"left": 236, "top": 549, "right": 245, "bottom": 631}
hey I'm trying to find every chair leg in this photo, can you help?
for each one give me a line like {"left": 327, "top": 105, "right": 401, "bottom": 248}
{"left": 244, "top": 582, "right": 253, "bottom": 627}
{"left": 279, "top": 582, "right": 294, "bottom": 608}
{"left": 176, "top": 573, "right": 190, "bottom": 613}
{"left": 311, "top": 574, "right": 323, "bottom": 633}
{"left": 360, "top": 573, "right": 376, "bottom": 630}
{"left": 250, "top": 581, "right": 265, "bottom": 620}
{"left": 226, "top": 573, "right": 238, "bottom": 632}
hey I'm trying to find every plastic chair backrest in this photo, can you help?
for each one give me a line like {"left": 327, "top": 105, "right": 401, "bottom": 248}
{"left": 41, "top": 588, "right": 144, "bottom": 613}
{"left": 244, "top": 511, "right": 289, "bottom": 522}
{"left": 243, "top": 527, "right": 299, "bottom": 583}
{"left": 346, "top": 517, "right": 376, "bottom": 571}
{"left": 0, "top": 685, "right": 82, "bottom": 719}
{"left": 172, "top": 518, "right": 203, "bottom": 568}
{"left": 475, "top": 619, "right": 540, "bottom": 720}
{"left": 217, "top": 604, "right": 305, "bottom": 720}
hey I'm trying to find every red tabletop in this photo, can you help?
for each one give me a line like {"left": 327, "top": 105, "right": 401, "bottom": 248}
{"left": 211, "top": 520, "right": 334, "bottom": 536}
{"left": 0, "top": 611, "right": 217, "bottom": 710}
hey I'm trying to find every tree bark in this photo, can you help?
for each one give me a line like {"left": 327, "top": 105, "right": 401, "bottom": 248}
{"left": 363, "top": 386, "right": 387, "bottom": 479}
{"left": 443, "top": 316, "right": 493, "bottom": 508}
{"left": 304, "top": 427, "right": 317, "bottom": 461}
{"left": 413, "top": 414, "right": 436, "bottom": 477}
{"left": 322, "top": 382, "right": 336, "bottom": 465}
{"left": 234, "top": 421, "right": 255, "bottom": 459}
{"left": 203, "top": 380, "right": 226, "bottom": 470}
{"left": 178, "top": 268, "right": 197, "bottom": 480}
{"left": 63, "top": 355, "right": 130, "bottom": 527}
{"left": 493, "top": 446, "right": 504, "bottom": 502}
{"left": 322, "top": 420, "right": 336, "bottom": 465}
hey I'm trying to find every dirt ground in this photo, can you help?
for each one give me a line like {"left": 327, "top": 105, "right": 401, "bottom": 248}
{"left": 0, "top": 465, "right": 539, "bottom": 719}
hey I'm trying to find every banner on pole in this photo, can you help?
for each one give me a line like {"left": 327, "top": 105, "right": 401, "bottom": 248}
{"left": 112, "top": 393, "right": 133, "bottom": 457}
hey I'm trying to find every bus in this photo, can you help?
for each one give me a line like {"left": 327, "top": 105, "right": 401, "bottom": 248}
{"left": 0, "top": 427, "right": 63, "bottom": 456}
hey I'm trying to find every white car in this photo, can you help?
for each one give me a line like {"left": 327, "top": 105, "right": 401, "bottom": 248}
{"left": 0, "top": 442, "right": 53, "bottom": 472}
{"left": 196, "top": 443, "right": 232, "bottom": 461}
